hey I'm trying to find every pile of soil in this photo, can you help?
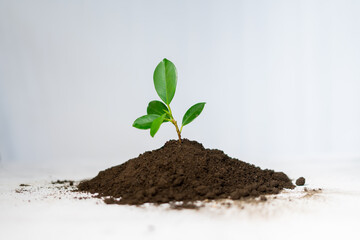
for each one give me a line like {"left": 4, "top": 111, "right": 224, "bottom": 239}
{"left": 78, "top": 139, "right": 295, "bottom": 205}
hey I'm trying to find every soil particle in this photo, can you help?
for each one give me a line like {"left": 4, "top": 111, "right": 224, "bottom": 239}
{"left": 260, "top": 196, "right": 267, "bottom": 201}
{"left": 52, "top": 180, "right": 74, "bottom": 186}
{"left": 19, "top": 184, "right": 30, "bottom": 187}
{"left": 169, "top": 201, "right": 202, "bottom": 210}
{"left": 78, "top": 139, "right": 295, "bottom": 206}
{"left": 296, "top": 177, "right": 306, "bottom": 186}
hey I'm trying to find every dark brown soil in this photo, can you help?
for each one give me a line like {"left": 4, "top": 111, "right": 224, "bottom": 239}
{"left": 296, "top": 177, "right": 306, "bottom": 186}
{"left": 19, "top": 184, "right": 30, "bottom": 187}
{"left": 78, "top": 139, "right": 295, "bottom": 205}
{"left": 52, "top": 180, "right": 74, "bottom": 186}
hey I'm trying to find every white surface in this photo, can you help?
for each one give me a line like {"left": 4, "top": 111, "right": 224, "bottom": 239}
{"left": 1, "top": 159, "right": 359, "bottom": 240}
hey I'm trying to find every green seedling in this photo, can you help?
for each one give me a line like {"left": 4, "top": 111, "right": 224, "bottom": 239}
{"left": 133, "top": 58, "right": 205, "bottom": 143}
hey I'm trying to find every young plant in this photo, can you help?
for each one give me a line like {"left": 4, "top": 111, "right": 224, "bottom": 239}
{"left": 132, "top": 58, "right": 205, "bottom": 143}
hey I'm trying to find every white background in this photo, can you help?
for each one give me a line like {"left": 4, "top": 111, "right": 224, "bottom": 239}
{"left": 1, "top": 0, "right": 360, "bottom": 171}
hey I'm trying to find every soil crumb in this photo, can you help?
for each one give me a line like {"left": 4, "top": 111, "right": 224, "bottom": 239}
{"left": 296, "top": 177, "right": 306, "bottom": 186}
{"left": 52, "top": 180, "right": 74, "bottom": 186}
{"left": 303, "top": 187, "right": 322, "bottom": 196}
{"left": 78, "top": 139, "right": 295, "bottom": 206}
{"left": 19, "top": 184, "right": 30, "bottom": 187}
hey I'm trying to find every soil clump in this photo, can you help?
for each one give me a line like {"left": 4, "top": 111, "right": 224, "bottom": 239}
{"left": 78, "top": 139, "right": 295, "bottom": 205}
{"left": 296, "top": 177, "right": 306, "bottom": 186}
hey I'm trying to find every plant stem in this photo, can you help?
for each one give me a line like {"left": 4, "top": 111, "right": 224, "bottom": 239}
{"left": 171, "top": 119, "right": 182, "bottom": 144}
{"left": 167, "top": 104, "right": 182, "bottom": 143}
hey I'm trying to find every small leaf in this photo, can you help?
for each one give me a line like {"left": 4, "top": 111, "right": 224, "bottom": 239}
{"left": 147, "top": 100, "right": 170, "bottom": 120}
{"left": 133, "top": 114, "right": 160, "bottom": 130}
{"left": 182, "top": 102, "right": 206, "bottom": 126}
{"left": 150, "top": 113, "right": 166, "bottom": 137}
{"left": 153, "top": 58, "right": 177, "bottom": 105}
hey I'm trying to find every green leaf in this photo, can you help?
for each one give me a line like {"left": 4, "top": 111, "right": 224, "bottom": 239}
{"left": 150, "top": 113, "right": 166, "bottom": 137}
{"left": 147, "top": 100, "right": 171, "bottom": 122}
{"left": 147, "top": 100, "right": 169, "bottom": 116}
{"left": 133, "top": 114, "right": 160, "bottom": 130}
{"left": 153, "top": 58, "right": 177, "bottom": 105}
{"left": 182, "top": 102, "right": 206, "bottom": 126}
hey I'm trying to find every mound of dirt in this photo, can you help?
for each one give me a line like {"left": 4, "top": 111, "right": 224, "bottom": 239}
{"left": 78, "top": 139, "right": 295, "bottom": 205}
